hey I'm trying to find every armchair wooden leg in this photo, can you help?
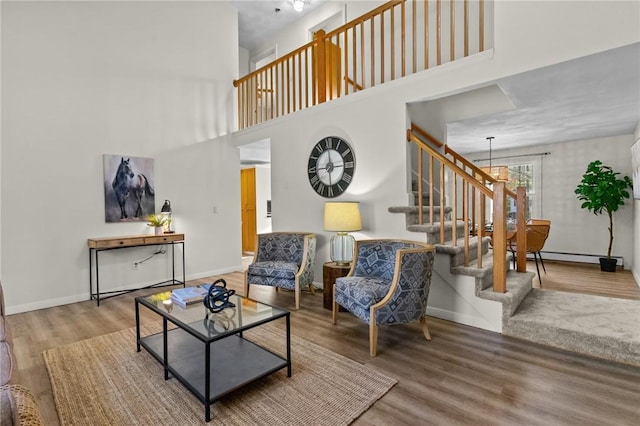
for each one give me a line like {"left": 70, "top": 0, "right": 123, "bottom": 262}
{"left": 244, "top": 274, "right": 250, "bottom": 299}
{"left": 332, "top": 285, "right": 338, "bottom": 325}
{"left": 308, "top": 283, "right": 316, "bottom": 294}
{"left": 369, "top": 321, "right": 379, "bottom": 357}
{"left": 294, "top": 286, "right": 300, "bottom": 310}
{"left": 420, "top": 316, "right": 432, "bottom": 341}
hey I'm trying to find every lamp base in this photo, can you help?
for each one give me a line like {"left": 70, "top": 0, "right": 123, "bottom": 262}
{"left": 330, "top": 232, "right": 355, "bottom": 265}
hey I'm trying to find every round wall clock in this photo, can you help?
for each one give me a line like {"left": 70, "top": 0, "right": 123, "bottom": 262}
{"left": 307, "top": 136, "right": 355, "bottom": 198}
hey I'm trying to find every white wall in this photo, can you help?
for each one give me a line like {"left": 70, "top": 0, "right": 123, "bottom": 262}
{"left": 255, "top": 165, "right": 273, "bottom": 234}
{"left": 1, "top": 1, "right": 241, "bottom": 313}
{"left": 233, "top": 0, "right": 640, "bottom": 284}
{"left": 633, "top": 122, "right": 640, "bottom": 285}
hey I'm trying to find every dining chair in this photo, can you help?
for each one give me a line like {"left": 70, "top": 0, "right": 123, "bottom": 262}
{"left": 509, "top": 220, "right": 551, "bottom": 284}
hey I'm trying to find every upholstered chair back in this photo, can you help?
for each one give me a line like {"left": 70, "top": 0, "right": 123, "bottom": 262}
{"left": 255, "top": 233, "right": 306, "bottom": 266}
{"left": 353, "top": 240, "right": 423, "bottom": 281}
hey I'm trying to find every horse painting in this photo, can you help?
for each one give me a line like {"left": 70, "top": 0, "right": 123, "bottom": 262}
{"left": 111, "top": 157, "right": 155, "bottom": 220}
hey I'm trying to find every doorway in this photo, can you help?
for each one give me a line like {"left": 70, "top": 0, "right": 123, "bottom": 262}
{"left": 240, "top": 168, "right": 256, "bottom": 253}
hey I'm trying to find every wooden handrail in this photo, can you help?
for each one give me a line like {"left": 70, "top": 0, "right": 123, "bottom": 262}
{"left": 409, "top": 134, "right": 493, "bottom": 198}
{"left": 444, "top": 145, "right": 517, "bottom": 199}
{"left": 234, "top": 0, "right": 489, "bottom": 130}
{"left": 410, "top": 123, "right": 444, "bottom": 148}
{"left": 410, "top": 123, "right": 517, "bottom": 199}
{"left": 408, "top": 123, "right": 529, "bottom": 293}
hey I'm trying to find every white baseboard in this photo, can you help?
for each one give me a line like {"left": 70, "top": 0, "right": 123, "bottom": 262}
{"left": 426, "top": 306, "right": 501, "bottom": 333}
{"left": 6, "top": 265, "right": 245, "bottom": 315}
{"left": 539, "top": 251, "right": 624, "bottom": 268}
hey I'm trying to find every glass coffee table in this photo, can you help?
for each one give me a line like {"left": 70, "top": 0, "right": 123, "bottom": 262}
{"left": 135, "top": 291, "right": 291, "bottom": 422}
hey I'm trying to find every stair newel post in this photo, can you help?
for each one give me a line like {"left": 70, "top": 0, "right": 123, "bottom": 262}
{"left": 515, "top": 186, "right": 527, "bottom": 273}
{"left": 492, "top": 181, "right": 507, "bottom": 293}
{"left": 314, "top": 30, "right": 327, "bottom": 104}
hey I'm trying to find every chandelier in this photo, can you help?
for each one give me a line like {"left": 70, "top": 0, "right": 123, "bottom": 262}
{"left": 480, "top": 136, "right": 509, "bottom": 182}
{"left": 291, "top": 0, "right": 305, "bottom": 12}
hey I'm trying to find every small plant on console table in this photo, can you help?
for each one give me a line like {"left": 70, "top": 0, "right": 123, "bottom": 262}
{"left": 574, "top": 160, "right": 632, "bottom": 272}
{"left": 146, "top": 214, "right": 168, "bottom": 235}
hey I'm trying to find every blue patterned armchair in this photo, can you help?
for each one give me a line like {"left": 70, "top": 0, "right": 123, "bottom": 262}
{"left": 332, "top": 239, "right": 436, "bottom": 356}
{"left": 244, "top": 232, "right": 317, "bottom": 310}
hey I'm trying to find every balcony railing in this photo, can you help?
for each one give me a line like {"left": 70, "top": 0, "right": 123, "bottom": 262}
{"left": 234, "top": 0, "right": 489, "bottom": 130}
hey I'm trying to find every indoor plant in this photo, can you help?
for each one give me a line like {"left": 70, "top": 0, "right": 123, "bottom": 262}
{"left": 146, "top": 213, "right": 168, "bottom": 235}
{"left": 574, "top": 160, "right": 633, "bottom": 272}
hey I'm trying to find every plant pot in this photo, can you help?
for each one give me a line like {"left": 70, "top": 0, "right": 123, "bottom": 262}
{"left": 599, "top": 257, "right": 617, "bottom": 272}
{"left": 154, "top": 226, "right": 164, "bottom": 236}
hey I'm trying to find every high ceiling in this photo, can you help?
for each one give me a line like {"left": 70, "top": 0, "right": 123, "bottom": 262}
{"left": 233, "top": 1, "right": 639, "bottom": 163}
{"left": 230, "top": 0, "right": 328, "bottom": 51}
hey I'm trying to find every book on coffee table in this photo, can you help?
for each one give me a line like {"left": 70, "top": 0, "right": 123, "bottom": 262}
{"left": 171, "top": 284, "right": 212, "bottom": 307}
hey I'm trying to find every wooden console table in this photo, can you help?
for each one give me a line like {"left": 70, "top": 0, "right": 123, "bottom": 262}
{"left": 88, "top": 233, "right": 185, "bottom": 306}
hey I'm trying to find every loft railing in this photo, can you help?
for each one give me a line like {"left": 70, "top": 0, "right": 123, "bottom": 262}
{"left": 407, "top": 123, "right": 527, "bottom": 293}
{"left": 234, "top": 0, "right": 489, "bottom": 130}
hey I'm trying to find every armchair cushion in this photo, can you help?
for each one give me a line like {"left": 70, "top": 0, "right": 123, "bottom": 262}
{"left": 248, "top": 261, "right": 299, "bottom": 280}
{"left": 334, "top": 277, "right": 390, "bottom": 322}
{"left": 247, "top": 261, "right": 299, "bottom": 290}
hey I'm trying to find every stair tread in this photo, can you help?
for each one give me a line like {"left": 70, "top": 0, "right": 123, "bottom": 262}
{"left": 477, "top": 271, "right": 535, "bottom": 318}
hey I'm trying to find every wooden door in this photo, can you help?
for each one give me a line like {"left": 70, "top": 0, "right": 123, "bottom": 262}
{"left": 240, "top": 168, "right": 257, "bottom": 252}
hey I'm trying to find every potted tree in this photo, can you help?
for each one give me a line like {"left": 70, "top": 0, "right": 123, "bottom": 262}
{"left": 575, "top": 160, "right": 633, "bottom": 272}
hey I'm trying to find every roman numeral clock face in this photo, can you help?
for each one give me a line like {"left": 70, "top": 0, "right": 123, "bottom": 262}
{"left": 307, "top": 136, "right": 355, "bottom": 198}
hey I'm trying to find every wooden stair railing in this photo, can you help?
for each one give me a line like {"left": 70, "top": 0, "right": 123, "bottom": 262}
{"left": 408, "top": 124, "right": 527, "bottom": 293}
{"left": 234, "top": 0, "right": 489, "bottom": 130}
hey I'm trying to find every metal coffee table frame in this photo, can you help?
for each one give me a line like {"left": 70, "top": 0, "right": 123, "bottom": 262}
{"left": 135, "top": 293, "right": 291, "bottom": 422}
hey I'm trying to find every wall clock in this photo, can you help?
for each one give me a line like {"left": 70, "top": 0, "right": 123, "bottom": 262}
{"left": 307, "top": 136, "right": 355, "bottom": 198}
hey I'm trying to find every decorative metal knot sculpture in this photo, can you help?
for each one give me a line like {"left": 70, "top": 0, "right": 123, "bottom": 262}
{"left": 203, "top": 278, "right": 236, "bottom": 313}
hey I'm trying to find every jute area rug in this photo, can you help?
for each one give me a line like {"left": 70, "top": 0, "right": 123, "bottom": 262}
{"left": 44, "top": 322, "right": 396, "bottom": 425}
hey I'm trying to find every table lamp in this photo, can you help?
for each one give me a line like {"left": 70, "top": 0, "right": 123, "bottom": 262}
{"left": 160, "top": 200, "right": 173, "bottom": 233}
{"left": 323, "top": 202, "right": 362, "bottom": 265}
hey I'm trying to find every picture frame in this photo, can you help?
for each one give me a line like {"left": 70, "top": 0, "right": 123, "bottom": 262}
{"left": 103, "top": 154, "right": 156, "bottom": 222}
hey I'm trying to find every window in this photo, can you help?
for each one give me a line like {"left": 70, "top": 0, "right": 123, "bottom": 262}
{"left": 506, "top": 163, "right": 535, "bottom": 222}
{"left": 479, "top": 156, "right": 542, "bottom": 226}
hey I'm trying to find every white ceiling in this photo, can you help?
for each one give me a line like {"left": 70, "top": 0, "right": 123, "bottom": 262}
{"left": 231, "top": 0, "right": 328, "bottom": 51}
{"left": 442, "top": 43, "right": 640, "bottom": 154}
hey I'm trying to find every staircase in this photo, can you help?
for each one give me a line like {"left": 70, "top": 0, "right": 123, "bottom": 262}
{"left": 390, "top": 204, "right": 534, "bottom": 333}
{"left": 391, "top": 129, "right": 640, "bottom": 367}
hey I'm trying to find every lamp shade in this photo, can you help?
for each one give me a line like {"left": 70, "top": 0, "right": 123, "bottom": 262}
{"left": 323, "top": 202, "right": 362, "bottom": 232}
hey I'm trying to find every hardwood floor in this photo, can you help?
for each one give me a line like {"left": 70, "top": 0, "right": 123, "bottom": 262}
{"left": 531, "top": 260, "right": 640, "bottom": 300}
{"left": 7, "top": 262, "right": 640, "bottom": 425}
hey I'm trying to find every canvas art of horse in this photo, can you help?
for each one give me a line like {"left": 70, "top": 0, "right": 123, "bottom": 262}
{"left": 112, "top": 157, "right": 155, "bottom": 219}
